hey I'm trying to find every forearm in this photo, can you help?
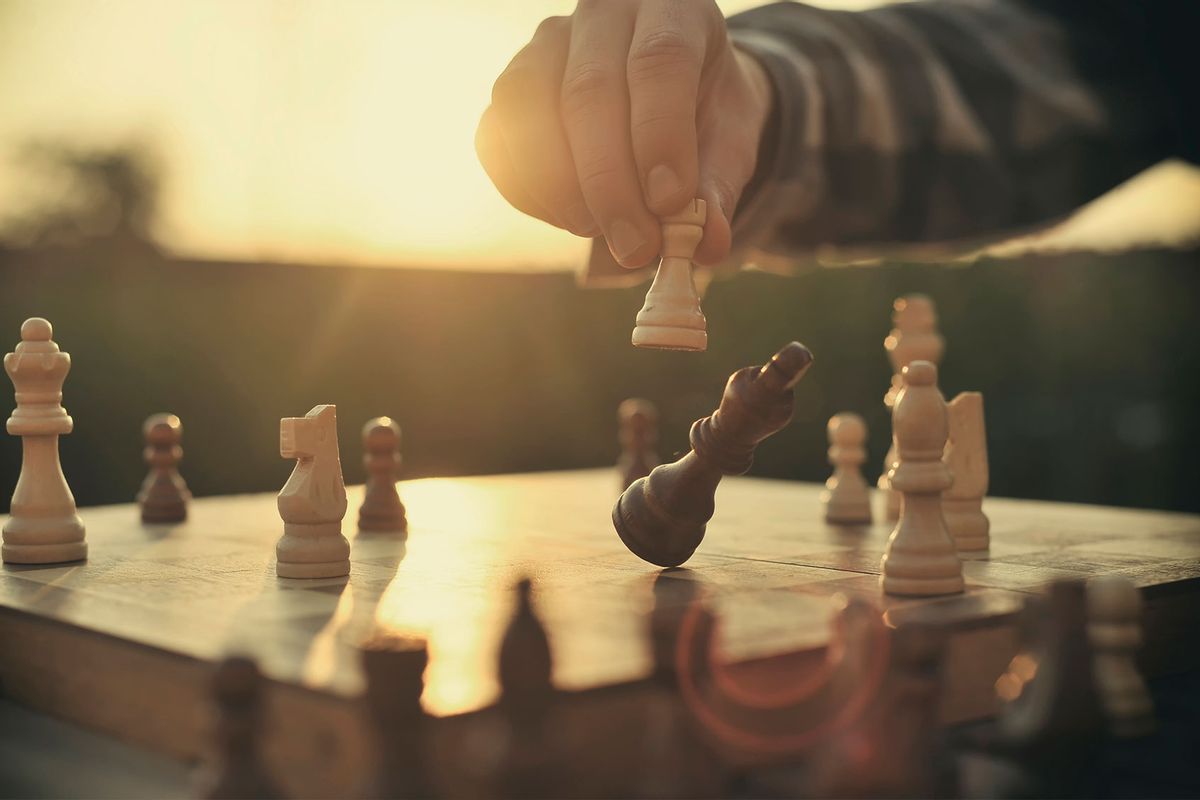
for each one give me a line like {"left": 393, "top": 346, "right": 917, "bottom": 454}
{"left": 727, "top": 0, "right": 1180, "bottom": 264}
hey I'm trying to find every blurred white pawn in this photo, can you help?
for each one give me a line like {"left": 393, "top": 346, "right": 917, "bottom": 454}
{"left": 822, "top": 413, "right": 872, "bottom": 524}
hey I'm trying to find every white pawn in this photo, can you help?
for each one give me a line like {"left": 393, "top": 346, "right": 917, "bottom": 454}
{"left": 822, "top": 413, "right": 871, "bottom": 524}
{"left": 631, "top": 199, "right": 707, "bottom": 352}
{"left": 1087, "top": 577, "right": 1154, "bottom": 737}
{"left": 879, "top": 295, "right": 944, "bottom": 521}
{"left": 276, "top": 404, "right": 350, "bottom": 578}
{"left": 942, "top": 392, "right": 990, "bottom": 552}
{"left": 2, "top": 318, "right": 87, "bottom": 564}
{"left": 880, "top": 361, "right": 963, "bottom": 597}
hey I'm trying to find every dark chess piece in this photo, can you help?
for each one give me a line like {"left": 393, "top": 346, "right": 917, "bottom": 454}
{"left": 358, "top": 417, "right": 407, "bottom": 533}
{"left": 138, "top": 413, "right": 191, "bottom": 523}
{"left": 969, "top": 580, "right": 1106, "bottom": 798}
{"left": 195, "top": 657, "right": 284, "bottom": 800}
{"left": 359, "top": 634, "right": 433, "bottom": 799}
{"left": 495, "top": 577, "right": 561, "bottom": 799}
{"left": 617, "top": 398, "right": 659, "bottom": 491}
{"left": 613, "top": 342, "right": 814, "bottom": 567}
{"left": 808, "top": 622, "right": 951, "bottom": 799}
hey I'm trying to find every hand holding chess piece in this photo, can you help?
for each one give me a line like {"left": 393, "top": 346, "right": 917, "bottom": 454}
{"left": 138, "top": 413, "right": 191, "bottom": 523}
{"left": 821, "top": 413, "right": 872, "bottom": 524}
{"left": 631, "top": 199, "right": 707, "bottom": 351}
{"left": 275, "top": 404, "right": 350, "bottom": 578}
{"left": 614, "top": 342, "right": 814, "bottom": 567}
{"left": 357, "top": 417, "right": 407, "bottom": 533}
{"left": 617, "top": 398, "right": 659, "bottom": 491}
{"left": 879, "top": 361, "right": 964, "bottom": 596}
{"left": 2, "top": 317, "right": 87, "bottom": 564}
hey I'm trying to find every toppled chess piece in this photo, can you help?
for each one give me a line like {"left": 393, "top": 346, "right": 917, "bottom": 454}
{"left": 942, "top": 392, "right": 989, "bottom": 552}
{"left": 2, "top": 317, "right": 87, "bottom": 564}
{"left": 275, "top": 404, "right": 350, "bottom": 578}
{"left": 196, "top": 656, "right": 284, "bottom": 800}
{"left": 1087, "top": 576, "right": 1154, "bottom": 737}
{"left": 631, "top": 199, "right": 708, "bottom": 352}
{"left": 822, "top": 413, "right": 872, "bottom": 524}
{"left": 138, "top": 413, "right": 191, "bottom": 523}
{"left": 880, "top": 295, "right": 944, "bottom": 521}
{"left": 613, "top": 342, "right": 814, "bottom": 567}
{"left": 360, "top": 634, "right": 433, "bottom": 798}
{"left": 357, "top": 417, "right": 407, "bottom": 533}
{"left": 879, "top": 361, "right": 964, "bottom": 596}
{"left": 617, "top": 398, "right": 660, "bottom": 491}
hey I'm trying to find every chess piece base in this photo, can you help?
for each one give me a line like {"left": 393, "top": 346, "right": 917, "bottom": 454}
{"left": 880, "top": 573, "right": 964, "bottom": 596}
{"left": 277, "top": 558, "right": 351, "bottom": 579}
{"left": 944, "top": 498, "right": 990, "bottom": 553}
{"left": 632, "top": 325, "right": 707, "bottom": 352}
{"left": 824, "top": 503, "right": 872, "bottom": 525}
{"left": 612, "top": 478, "right": 705, "bottom": 568}
{"left": 141, "top": 503, "right": 187, "bottom": 524}
{"left": 2, "top": 539, "right": 88, "bottom": 564}
{"left": 358, "top": 514, "right": 407, "bottom": 534}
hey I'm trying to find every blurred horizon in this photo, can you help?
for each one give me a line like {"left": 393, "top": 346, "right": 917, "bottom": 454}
{"left": 1, "top": 0, "right": 1198, "bottom": 270}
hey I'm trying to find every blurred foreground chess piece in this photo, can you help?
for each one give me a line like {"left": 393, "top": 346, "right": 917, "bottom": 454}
{"left": 138, "top": 413, "right": 191, "bottom": 523}
{"left": 495, "top": 578, "right": 562, "bottom": 798}
{"left": 360, "top": 634, "right": 433, "bottom": 798}
{"left": 2, "top": 317, "right": 87, "bottom": 564}
{"left": 986, "top": 581, "right": 1105, "bottom": 796}
{"left": 880, "top": 295, "right": 944, "bottom": 521}
{"left": 942, "top": 392, "right": 989, "bottom": 552}
{"left": 879, "top": 362, "right": 964, "bottom": 596}
{"left": 614, "top": 342, "right": 814, "bottom": 567}
{"left": 275, "top": 404, "right": 350, "bottom": 578}
{"left": 822, "top": 413, "right": 871, "bottom": 524}
{"left": 1087, "top": 577, "right": 1155, "bottom": 737}
{"left": 617, "top": 398, "right": 659, "bottom": 491}
{"left": 358, "top": 417, "right": 407, "bottom": 533}
{"left": 196, "top": 656, "right": 283, "bottom": 800}
{"left": 631, "top": 199, "right": 707, "bottom": 351}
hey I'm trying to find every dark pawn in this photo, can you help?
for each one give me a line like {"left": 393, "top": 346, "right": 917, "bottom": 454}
{"left": 496, "top": 578, "right": 560, "bottom": 799}
{"left": 138, "top": 413, "right": 190, "bottom": 523}
{"left": 617, "top": 398, "right": 659, "bottom": 491}
{"left": 358, "top": 417, "right": 407, "bottom": 533}
{"left": 613, "top": 342, "right": 814, "bottom": 567}
{"left": 195, "top": 657, "right": 284, "bottom": 800}
{"left": 360, "top": 634, "right": 433, "bottom": 799}
{"left": 968, "top": 580, "right": 1106, "bottom": 798}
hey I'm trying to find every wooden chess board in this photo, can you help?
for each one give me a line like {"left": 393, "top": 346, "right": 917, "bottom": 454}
{"left": 2, "top": 468, "right": 1199, "bottom": 796}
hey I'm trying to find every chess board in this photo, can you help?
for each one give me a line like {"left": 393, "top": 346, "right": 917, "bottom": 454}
{"left": 2, "top": 468, "right": 1199, "bottom": 796}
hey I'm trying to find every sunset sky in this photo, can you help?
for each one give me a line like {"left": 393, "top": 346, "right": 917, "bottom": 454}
{"left": 1, "top": 0, "right": 1197, "bottom": 269}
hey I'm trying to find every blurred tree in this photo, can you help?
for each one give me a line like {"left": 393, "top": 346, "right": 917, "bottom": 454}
{"left": 1, "top": 139, "right": 162, "bottom": 251}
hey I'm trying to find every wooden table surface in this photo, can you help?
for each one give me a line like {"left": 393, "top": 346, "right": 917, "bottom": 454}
{"left": 2, "top": 468, "right": 1198, "bottom": 795}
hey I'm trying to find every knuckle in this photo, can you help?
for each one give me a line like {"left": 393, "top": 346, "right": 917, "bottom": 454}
{"left": 630, "top": 109, "right": 692, "bottom": 137}
{"left": 533, "top": 14, "right": 569, "bottom": 40}
{"left": 575, "top": 151, "right": 623, "bottom": 190}
{"left": 560, "top": 61, "right": 617, "bottom": 114}
{"left": 627, "top": 29, "right": 699, "bottom": 83}
{"left": 490, "top": 67, "right": 528, "bottom": 108}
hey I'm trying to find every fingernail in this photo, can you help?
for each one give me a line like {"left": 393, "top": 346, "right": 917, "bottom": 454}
{"left": 563, "top": 203, "right": 596, "bottom": 236}
{"left": 608, "top": 219, "right": 646, "bottom": 265}
{"left": 646, "top": 164, "right": 683, "bottom": 208}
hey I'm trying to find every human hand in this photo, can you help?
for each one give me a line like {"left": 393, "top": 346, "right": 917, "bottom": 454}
{"left": 476, "top": 0, "right": 772, "bottom": 268}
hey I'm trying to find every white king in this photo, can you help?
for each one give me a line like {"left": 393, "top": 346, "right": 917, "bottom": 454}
{"left": 3, "top": 317, "right": 87, "bottom": 564}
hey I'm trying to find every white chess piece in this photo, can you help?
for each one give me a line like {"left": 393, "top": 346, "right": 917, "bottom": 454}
{"left": 822, "top": 413, "right": 872, "bottom": 524}
{"left": 276, "top": 404, "right": 350, "bottom": 578}
{"left": 943, "top": 392, "right": 990, "bottom": 553}
{"left": 880, "top": 361, "right": 963, "bottom": 596}
{"left": 631, "top": 199, "right": 707, "bottom": 352}
{"left": 879, "top": 295, "right": 944, "bottom": 521}
{"left": 2, "top": 318, "right": 87, "bottom": 564}
{"left": 1087, "top": 577, "right": 1155, "bottom": 737}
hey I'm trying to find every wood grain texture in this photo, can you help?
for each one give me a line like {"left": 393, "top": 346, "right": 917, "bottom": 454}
{"left": 1, "top": 468, "right": 1199, "bottom": 797}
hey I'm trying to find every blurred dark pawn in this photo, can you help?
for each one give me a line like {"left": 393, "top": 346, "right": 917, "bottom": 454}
{"left": 359, "top": 634, "right": 433, "bottom": 799}
{"left": 138, "top": 413, "right": 190, "bottom": 523}
{"left": 617, "top": 399, "right": 659, "bottom": 491}
{"left": 195, "top": 656, "right": 283, "bottom": 800}
{"left": 358, "top": 417, "right": 407, "bottom": 533}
